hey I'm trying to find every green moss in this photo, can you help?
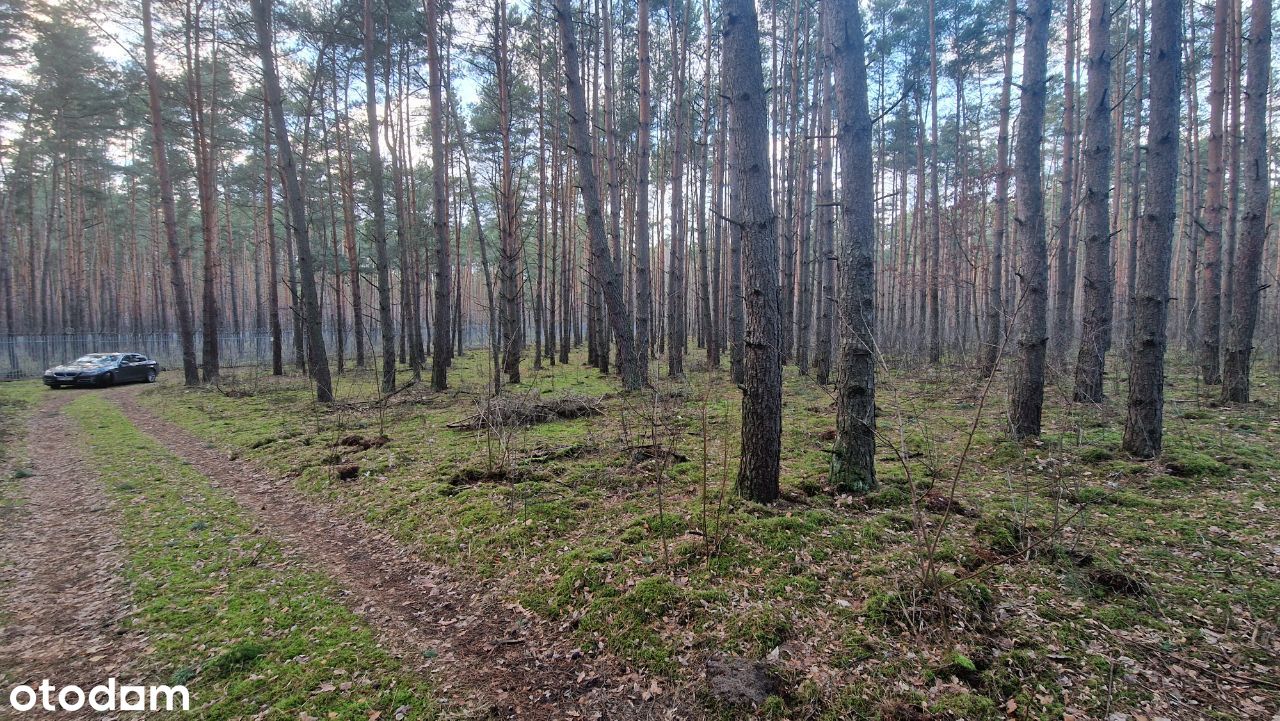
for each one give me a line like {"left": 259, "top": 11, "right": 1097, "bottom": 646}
{"left": 931, "top": 691, "right": 998, "bottom": 720}
{"left": 1078, "top": 446, "right": 1115, "bottom": 463}
{"left": 1164, "top": 447, "right": 1230, "bottom": 478}
{"left": 973, "top": 515, "right": 1024, "bottom": 555}
{"left": 760, "top": 695, "right": 788, "bottom": 717}
{"left": 949, "top": 651, "right": 976, "bottom": 673}
{"left": 863, "top": 590, "right": 903, "bottom": 627}
{"left": 1148, "top": 474, "right": 1191, "bottom": 490}
{"left": 632, "top": 512, "right": 687, "bottom": 539}
{"left": 867, "top": 486, "right": 910, "bottom": 508}
{"left": 580, "top": 577, "right": 686, "bottom": 672}
{"left": 744, "top": 513, "right": 819, "bottom": 550}
{"left": 205, "top": 641, "right": 267, "bottom": 677}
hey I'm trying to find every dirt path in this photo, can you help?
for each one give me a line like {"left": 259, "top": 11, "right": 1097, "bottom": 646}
{"left": 0, "top": 392, "right": 148, "bottom": 719}
{"left": 106, "top": 385, "right": 687, "bottom": 720}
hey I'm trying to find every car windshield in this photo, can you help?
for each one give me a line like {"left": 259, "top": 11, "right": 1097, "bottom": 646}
{"left": 73, "top": 354, "right": 118, "bottom": 365}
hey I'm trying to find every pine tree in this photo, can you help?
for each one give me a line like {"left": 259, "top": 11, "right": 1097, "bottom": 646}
{"left": 724, "top": 0, "right": 781, "bottom": 503}
{"left": 826, "top": 0, "right": 877, "bottom": 494}
{"left": 1219, "top": 0, "right": 1270, "bottom": 403}
{"left": 1122, "top": 0, "right": 1181, "bottom": 457}
{"left": 1009, "top": 0, "right": 1052, "bottom": 439}
{"left": 1072, "top": 0, "right": 1115, "bottom": 403}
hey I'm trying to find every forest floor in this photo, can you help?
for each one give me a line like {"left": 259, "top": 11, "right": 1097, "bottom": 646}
{"left": 0, "top": 350, "right": 1277, "bottom": 720}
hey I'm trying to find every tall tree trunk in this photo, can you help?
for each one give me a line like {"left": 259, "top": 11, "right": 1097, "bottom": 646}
{"left": 184, "top": 0, "right": 219, "bottom": 382}
{"left": 1197, "top": 0, "right": 1229, "bottom": 385}
{"left": 813, "top": 71, "right": 835, "bottom": 386}
{"left": 827, "top": 0, "right": 876, "bottom": 494}
{"left": 711, "top": 99, "right": 727, "bottom": 368}
{"left": 264, "top": 102, "right": 284, "bottom": 376}
{"left": 1122, "top": 0, "right": 1181, "bottom": 457}
{"left": 1009, "top": 0, "right": 1052, "bottom": 440}
{"left": 337, "top": 65, "right": 365, "bottom": 368}
{"left": 1122, "top": 0, "right": 1147, "bottom": 355}
{"left": 1051, "top": 0, "right": 1079, "bottom": 360}
{"left": 143, "top": 0, "right": 199, "bottom": 386}
{"left": 533, "top": 22, "right": 546, "bottom": 374}
{"left": 553, "top": 0, "right": 643, "bottom": 391}
{"left": 980, "top": 0, "right": 1017, "bottom": 378}
{"left": 251, "top": 0, "right": 333, "bottom": 403}
{"left": 1181, "top": 20, "right": 1202, "bottom": 356}
{"left": 926, "top": 0, "right": 942, "bottom": 363}
{"left": 1221, "top": 0, "right": 1242, "bottom": 344}
{"left": 1072, "top": 0, "right": 1115, "bottom": 402}
{"left": 696, "top": 0, "right": 716, "bottom": 370}
{"left": 666, "top": 0, "right": 688, "bottom": 378}
{"left": 1219, "top": 0, "right": 1269, "bottom": 402}
{"left": 363, "top": 0, "right": 396, "bottom": 393}
{"left": 724, "top": 0, "right": 781, "bottom": 503}
{"left": 496, "top": 0, "right": 522, "bottom": 385}
{"left": 634, "top": 0, "right": 653, "bottom": 383}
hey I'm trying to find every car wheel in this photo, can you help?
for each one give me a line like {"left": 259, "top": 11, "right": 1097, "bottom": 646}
{"left": 102, "top": 373, "right": 114, "bottom": 387}
{"left": 146, "top": 369, "right": 157, "bottom": 383}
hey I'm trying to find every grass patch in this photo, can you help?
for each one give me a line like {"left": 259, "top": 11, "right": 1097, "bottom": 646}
{"left": 66, "top": 395, "right": 435, "bottom": 719}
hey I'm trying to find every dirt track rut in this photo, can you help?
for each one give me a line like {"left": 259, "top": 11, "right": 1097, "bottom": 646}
{"left": 106, "top": 385, "right": 683, "bottom": 720}
{"left": 0, "top": 393, "right": 147, "bottom": 719}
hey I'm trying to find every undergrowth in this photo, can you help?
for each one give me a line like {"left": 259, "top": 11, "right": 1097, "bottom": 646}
{"left": 135, "top": 353, "right": 1280, "bottom": 719}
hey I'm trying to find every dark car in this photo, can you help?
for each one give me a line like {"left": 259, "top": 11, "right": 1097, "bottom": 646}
{"left": 43, "top": 353, "right": 160, "bottom": 388}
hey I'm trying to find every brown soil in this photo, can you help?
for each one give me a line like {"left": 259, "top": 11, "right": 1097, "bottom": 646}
{"left": 0, "top": 392, "right": 149, "bottom": 719}
{"left": 106, "top": 385, "right": 689, "bottom": 720}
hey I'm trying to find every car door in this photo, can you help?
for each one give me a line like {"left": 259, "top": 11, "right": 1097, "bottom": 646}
{"left": 130, "top": 354, "right": 150, "bottom": 381}
{"left": 120, "top": 355, "right": 142, "bottom": 382}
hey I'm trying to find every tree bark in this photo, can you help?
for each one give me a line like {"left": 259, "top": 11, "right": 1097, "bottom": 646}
{"left": 183, "top": 0, "right": 219, "bottom": 383}
{"left": 826, "top": 0, "right": 877, "bottom": 494}
{"left": 263, "top": 101, "right": 284, "bottom": 376}
{"left": 980, "top": 0, "right": 1017, "bottom": 378}
{"left": 926, "top": 0, "right": 942, "bottom": 363}
{"left": 1219, "top": 0, "right": 1269, "bottom": 402}
{"left": 1122, "top": 0, "right": 1181, "bottom": 457}
{"left": 495, "top": 0, "right": 522, "bottom": 385}
{"left": 634, "top": 0, "right": 653, "bottom": 382}
{"left": 813, "top": 71, "right": 835, "bottom": 386}
{"left": 1051, "top": 0, "right": 1079, "bottom": 360}
{"left": 666, "top": 0, "right": 688, "bottom": 379}
{"left": 1009, "top": 0, "right": 1052, "bottom": 439}
{"left": 337, "top": 64, "right": 365, "bottom": 369}
{"left": 1072, "top": 0, "right": 1115, "bottom": 402}
{"left": 425, "top": 0, "right": 451, "bottom": 391}
{"left": 724, "top": 0, "right": 782, "bottom": 503}
{"left": 1197, "top": 0, "right": 1229, "bottom": 385}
